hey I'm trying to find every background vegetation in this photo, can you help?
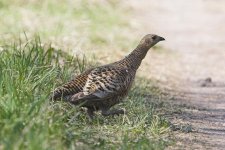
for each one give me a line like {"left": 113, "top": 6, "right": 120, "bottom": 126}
{"left": 0, "top": 0, "right": 172, "bottom": 149}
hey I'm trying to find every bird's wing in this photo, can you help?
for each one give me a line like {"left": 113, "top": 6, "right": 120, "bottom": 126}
{"left": 50, "top": 68, "right": 94, "bottom": 100}
{"left": 70, "top": 66, "right": 129, "bottom": 103}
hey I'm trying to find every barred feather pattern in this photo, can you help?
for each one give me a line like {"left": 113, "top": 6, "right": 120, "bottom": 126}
{"left": 50, "top": 69, "right": 93, "bottom": 100}
{"left": 50, "top": 34, "right": 165, "bottom": 117}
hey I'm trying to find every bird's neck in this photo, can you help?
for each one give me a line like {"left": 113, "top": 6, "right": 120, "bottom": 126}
{"left": 122, "top": 45, "right": 150, "bottom": 70}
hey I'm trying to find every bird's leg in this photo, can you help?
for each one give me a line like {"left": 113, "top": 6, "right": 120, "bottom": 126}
{"left": 87, "top": 108, "right": 95, "bottom": 121}
{"left": 101, "top": 108, "right": 126, "bottom": 117}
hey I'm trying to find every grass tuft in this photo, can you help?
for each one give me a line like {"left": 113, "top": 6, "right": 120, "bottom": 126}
{"left": 0, "top": 39, "right": 171, "bottom": 149}
{"left": 0, "top": 0, "right": 173, "bottom": 149}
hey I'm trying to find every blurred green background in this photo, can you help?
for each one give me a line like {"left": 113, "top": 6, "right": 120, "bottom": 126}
{"left": 0, "top": 1, "right": 172, "bottom": 149}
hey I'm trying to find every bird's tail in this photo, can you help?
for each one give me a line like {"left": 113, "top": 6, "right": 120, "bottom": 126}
{"left": 49, "top": 80, "right": 83, "bottom": 101}
{"left": 49, "top": 86, "right": 74, "bottom": 101}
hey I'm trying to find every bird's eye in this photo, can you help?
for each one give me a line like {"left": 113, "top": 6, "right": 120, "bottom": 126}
{"left": 152, "top": 35, "right": 157, "bottom": 40}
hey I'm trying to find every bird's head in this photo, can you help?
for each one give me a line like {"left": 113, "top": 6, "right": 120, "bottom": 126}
{"left": 138, "top": 34, "right": 165, "bottom": 49}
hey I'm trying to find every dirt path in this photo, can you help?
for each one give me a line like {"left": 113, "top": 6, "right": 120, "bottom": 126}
{"left": 128, "top": 0, "right": 225, "bottom": 149}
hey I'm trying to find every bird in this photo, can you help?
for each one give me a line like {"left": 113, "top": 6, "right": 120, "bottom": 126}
{"left": 50, "top": 34, "right": 165, "bottom": 119}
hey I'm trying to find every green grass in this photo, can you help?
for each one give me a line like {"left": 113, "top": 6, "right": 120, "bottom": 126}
{"left": 0, "top": 0, "right": 130, "bottom": 53}
{"left": 0, "top": 1, "right": 174, "bottom": 149}
{"left": 0, "top": 39, "right": 172, "bottom": 150}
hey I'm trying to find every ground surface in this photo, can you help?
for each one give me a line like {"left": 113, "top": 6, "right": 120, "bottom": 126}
{"left": 1, "top": 0, "right": 225, "bottom": 149}
{"left": 0, "top": 1, "right": 173, "bottom": 149}
{"left": 129, "top": 0, "right": 225, "bottom": 149}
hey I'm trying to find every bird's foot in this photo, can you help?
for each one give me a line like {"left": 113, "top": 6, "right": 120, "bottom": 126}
{"left": 87, "top": 108, "right": 95, "bottom": 121}
{"left": 101, "top": 108, "right": 126, "bottom": 117}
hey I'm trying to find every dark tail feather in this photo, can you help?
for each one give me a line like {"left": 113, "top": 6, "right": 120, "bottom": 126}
{"left": 49, "top": 87, "right": 70, "bottom": 101}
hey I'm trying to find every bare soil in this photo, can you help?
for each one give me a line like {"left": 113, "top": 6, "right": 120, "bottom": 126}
{"left": 128, "top": 0, "right": 225, "bottom": 149}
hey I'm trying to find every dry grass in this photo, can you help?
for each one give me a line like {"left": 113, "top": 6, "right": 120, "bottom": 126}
{"left": 0, "top": 0, "right": 136, "bottom": 61}
{"left": 0, "top": 0, "right": 173, "bottom": 149}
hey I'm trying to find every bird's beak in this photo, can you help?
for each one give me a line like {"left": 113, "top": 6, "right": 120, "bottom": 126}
{"left": 159, "top": 36, "right": 165, "bottom": 41}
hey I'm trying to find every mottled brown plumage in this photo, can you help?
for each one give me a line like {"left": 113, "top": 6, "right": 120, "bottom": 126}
{"left": 50, "top": 34, "right": 165, "bottom": 119}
